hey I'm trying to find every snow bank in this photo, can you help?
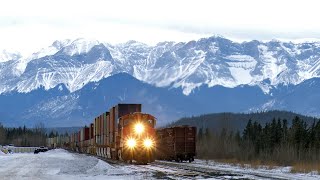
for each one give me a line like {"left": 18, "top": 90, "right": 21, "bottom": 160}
{"left": 0, "top": 148, "right": 145, "bottom": 180}
{"left": 86, "top": 159, "right": 113, "bottom": 175}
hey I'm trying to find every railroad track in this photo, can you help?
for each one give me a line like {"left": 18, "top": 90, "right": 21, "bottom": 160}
{"left": 101, "top": 157, "right": 258, "bottom": 179}
{"left": 153, "top": 160, "right": 292, "bottom": 180}
{"left": 142, "top": 163, "right": 207, "bottom": 179}
{"left": 128, "top": 164, "right": 201, "bottom": 179}
{"left": 68, "top": 151, "right": 314, "bottom": 179}
{"left": 75, "top": 151, "right": 284, "bottom": 179}
{"left": 99, "top": 157, "right": 274, "bottom": 179}
{"left": 101, "top": 158, "right": 203, "bottom": 179}
{"left": 152, "top": 161, "right": 251, "bottom": 179}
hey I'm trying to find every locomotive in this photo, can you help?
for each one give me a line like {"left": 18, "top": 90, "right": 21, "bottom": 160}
{"left": 64, "top": 104, "right": 157, "bottom": 164}
{"left": 118, "top": 112, "right": 156, "bottom": 163}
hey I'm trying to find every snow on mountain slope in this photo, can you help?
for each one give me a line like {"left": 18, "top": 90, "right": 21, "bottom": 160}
{"left": 0, "top": 39, "right": 114, "bottom": 94}
{"left": 30, "top": 39, "right": 72, "bottom": 60}
{"left": 24, "top": 94, "right": 80, "bottom": 120}
{"left": 0, "top": 50, "right": 21, "bottom": 62}
{"left": 61, "top": 38, "right": 99, "bottom": 56}
{"left": 1, "top": 36, "right": 320, "bottom": 96}
{"left": 226, "top": 55, "right": 257, "bottom": 84}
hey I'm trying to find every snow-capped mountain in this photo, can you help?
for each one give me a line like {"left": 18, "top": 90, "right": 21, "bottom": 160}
{"left": 1, "top": 36, "right": 320, "bottom": 126}
{"left": 2, "top": 36, "right": 320, "bottom": 96}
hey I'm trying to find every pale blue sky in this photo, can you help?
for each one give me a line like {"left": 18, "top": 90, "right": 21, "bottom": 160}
{"left": 1, "top": 0, "right": 320, "bottom": 55}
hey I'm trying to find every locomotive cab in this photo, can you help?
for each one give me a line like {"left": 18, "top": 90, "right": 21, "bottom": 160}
{"left": 118, "top": 113, "right": 156, "bottom": 164}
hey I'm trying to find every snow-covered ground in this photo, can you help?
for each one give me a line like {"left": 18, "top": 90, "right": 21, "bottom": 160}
{"left": 0, "top": 149, "right": 151, "bottom": 180}
{"left": 1, "top": 149, "right": 320, "bottom": 180}
{"left": 174, "top": 159, "right": 320, "bottom": 180}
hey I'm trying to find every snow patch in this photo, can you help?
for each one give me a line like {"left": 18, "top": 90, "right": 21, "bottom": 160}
{"left": 229, "top": 67, "right": 253, "bottom": 84}
{"left": 58, "top": 85, "right": 63, "bottom": 91}
{"left": 0, "top": 50, "right": 21, "bottom": 62}
{"left": 62, "top": 38, "right": 100, "bottom": 56}
{"left": 86, "top": 160, "right": 113, "bottom": 175}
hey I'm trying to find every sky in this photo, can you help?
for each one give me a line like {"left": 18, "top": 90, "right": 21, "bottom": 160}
{"left": 1, "top": 0, "right": 320, "bottom": 55}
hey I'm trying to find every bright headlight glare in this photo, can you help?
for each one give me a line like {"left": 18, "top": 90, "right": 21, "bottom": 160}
{"left": 127, "top": 138, "right": 136, "bottom": 148}
{"left": 134, "top": 123, "right": 144, "bottom": 134}
{"left": 143, "top": 138, "right": 153, "bottom": 148}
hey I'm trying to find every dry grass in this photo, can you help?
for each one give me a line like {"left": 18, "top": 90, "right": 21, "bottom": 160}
{"left": 291, "top": 162, "right": 320, "bottom": 174}
{"left": 214, "top": 159, "right": 279, "bottom": 170}
{"left": 214, "top": 158, "right": 320, "bottom": 174}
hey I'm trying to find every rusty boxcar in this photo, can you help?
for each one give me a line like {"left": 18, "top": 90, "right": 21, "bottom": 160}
{"left": 156, "top": 126, "right": 196, "bottom": 162}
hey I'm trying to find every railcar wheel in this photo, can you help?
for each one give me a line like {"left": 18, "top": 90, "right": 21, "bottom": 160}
{"left": 117, "top": 150, "right": 123, "bottom": 161}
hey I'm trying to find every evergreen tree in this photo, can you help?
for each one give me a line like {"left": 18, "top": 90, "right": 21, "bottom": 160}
{"left": 49, "top": 131, "right": 55, "bottom": 138}
{"left": 282, "top": 119, "right": 288, "bottom": 143}
{"left": 205, "top": 128, "right": 211, "bottom": 140}
{"left": 243, "top": 119, "right": 253, "bottom": 141}
{"left": 198, "top": 128, "right": 203, "bottom": 141}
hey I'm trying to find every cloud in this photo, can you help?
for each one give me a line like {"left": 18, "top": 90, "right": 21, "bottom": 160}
{"left": 1, "top": 0, "right": 320, "bottom": 55}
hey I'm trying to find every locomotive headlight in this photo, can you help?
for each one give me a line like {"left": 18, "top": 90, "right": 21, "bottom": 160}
{"left": 134, "top": 123, "right": 144, "bottom": 134}
{"left": 127, "top": 138, "right": 136, "bottom": 149}
{"left": 143, "top": 138, "right": 153, "bottom": 148}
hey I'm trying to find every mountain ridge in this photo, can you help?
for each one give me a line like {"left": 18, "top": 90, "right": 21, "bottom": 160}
{"left": 1, "top": 36, "right": 320, "bottom": 95}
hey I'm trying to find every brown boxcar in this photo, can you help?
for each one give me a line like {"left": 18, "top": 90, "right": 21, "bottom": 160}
{"left": 156, "top": 126, "right": 196, "bottom": 162}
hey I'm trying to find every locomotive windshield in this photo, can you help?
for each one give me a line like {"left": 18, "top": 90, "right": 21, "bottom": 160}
{"left": 122, "top": 116, "right": 155, "bottom": 127}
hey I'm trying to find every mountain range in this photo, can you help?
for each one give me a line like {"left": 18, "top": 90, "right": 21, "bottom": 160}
{"left": 1, "top": 36, "right": 320, "bottom": 127}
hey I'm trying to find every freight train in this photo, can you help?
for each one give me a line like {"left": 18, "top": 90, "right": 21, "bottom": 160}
{"left": 47, "top": 103, "right": 196, "bottom": 164}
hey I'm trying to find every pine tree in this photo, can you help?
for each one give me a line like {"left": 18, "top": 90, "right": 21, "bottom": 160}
{"left": 49, "top": 131, "right": 55, "bottom": 138}
{"left": 235, "top": 130, "right": 241, "bottom": 144}
{"left": 243, "top": 119, "right": 253, "bottom": 141}
{"left": 315, "top": 120, "right": 320, "bottom": 150}
{"left": 198, "top": 128, "right": 203, "bottom": 141}
{"left": 308, "top": 119, "right": 316, "bottom": 149}
{"left": 0, "top": 123, "right": 5, "bottom": 144}
{"left": 282, "top": 119, "right": 288, "bottom": 143}
{"left": 205, "top": 128, "right": 211, "bottom": 140}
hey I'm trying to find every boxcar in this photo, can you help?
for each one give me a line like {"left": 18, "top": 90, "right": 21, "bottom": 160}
{"left": 156, "top": 126, "right": 196, "bottom": 162}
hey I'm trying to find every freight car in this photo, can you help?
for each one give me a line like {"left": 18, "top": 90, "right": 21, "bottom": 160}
{"left": 156, "top": 126, "right": 196, "bottom": 162}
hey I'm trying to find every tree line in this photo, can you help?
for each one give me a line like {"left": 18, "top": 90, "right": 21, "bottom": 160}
{"left": 172, "top": 110, "right": 316, "bottom": 133}
{"left": 0, "top": 123, "right": 46, "bottom": 147}
{"left": 197, "top": 116, "right": 320, "bottom": 165}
